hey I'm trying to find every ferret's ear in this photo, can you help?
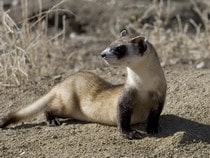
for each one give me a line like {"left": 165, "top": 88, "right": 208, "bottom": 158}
{"left": 131, "top": 36, "right": 147, "bottom": 54}
{"left": 120, "top": 29, "right": 128, "bottom": 37}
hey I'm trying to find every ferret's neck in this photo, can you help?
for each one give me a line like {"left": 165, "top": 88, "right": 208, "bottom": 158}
{"left": 125, "top": 64, "right": 165, "bottom": 91}
{"left": 126, "top": 67, "right": 142, "bottom": 87}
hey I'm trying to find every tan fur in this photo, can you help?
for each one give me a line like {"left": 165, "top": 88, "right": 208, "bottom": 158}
{"left": 0, "top": 34, "right": 166, "bottom": 128}
{"left": 46, "top": 72, "right": 122, "bottom": 125}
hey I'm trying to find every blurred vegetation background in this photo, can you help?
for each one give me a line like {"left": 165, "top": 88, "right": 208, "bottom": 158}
{"left": 0, "top": 0, "right": 209, "bottom": 86}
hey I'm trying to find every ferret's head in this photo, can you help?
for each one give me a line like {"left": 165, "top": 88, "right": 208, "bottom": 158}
{"left": 101, "top": 30, "right": 148, "bottom": 67}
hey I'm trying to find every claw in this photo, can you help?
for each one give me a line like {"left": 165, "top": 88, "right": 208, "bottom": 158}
{"left": 47, "top": 118, "right": 61, "bottom": 126}
{"left": 122, "top": 130, "right": 143, "bottom": 140}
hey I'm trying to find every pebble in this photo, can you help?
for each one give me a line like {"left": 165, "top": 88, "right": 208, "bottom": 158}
{"left": 196, "top": 61, "right": 206, "bottom": 69}
{"left": 52, "top": 135, "right": 58, "bottom": 139}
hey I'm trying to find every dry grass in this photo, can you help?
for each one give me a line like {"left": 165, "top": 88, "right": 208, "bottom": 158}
{"left": 110, "top": 0, "right": 210, "bottom": 66}
{"left": 0, "top": 0, "right": 209, "bottom": 86}
{"left": 135, "top": 0, "right": 210, "bottom": 66}
{"left": 0, "top": 0, "right": 66, "bottom": 87}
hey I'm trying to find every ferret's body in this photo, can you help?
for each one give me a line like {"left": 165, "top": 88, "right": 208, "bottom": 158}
{"left": 0, "top": 30, "right": 167, "bottom": 139}
{"left": 47, "top": 71, "right": 122, "bottom": 125}
{"left": 43, "top": 70, "right": 160, "bottom": 125}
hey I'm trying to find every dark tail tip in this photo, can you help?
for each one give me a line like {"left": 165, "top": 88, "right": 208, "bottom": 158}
{"left": 0, "top": 113, "right": 19, "bottom": 128}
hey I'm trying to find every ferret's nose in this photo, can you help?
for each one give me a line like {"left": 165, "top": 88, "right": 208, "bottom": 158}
{"left": 101, "top": 49, "right": 108, "bottom": 58}
{"left": 101, "top": 48, "right": 110, "bottom": 58}
{"left": 101, "top": 52, "right": 106, "bottom": 58}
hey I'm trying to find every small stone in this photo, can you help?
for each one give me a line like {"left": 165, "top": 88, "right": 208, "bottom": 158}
{"left": 53, "top": 75, "right": 62, "bottom": 81}
{"left": 196, "top": 61, "right": 206, "bottom": 69}
{"left": 161, "top": 61, "right": 166, "bottom": 67}
{"left": 52, "top": 135, "right": 58, "bottom": 139}
{"left": 20, "top": 151, "right": 25, "bottom": 156}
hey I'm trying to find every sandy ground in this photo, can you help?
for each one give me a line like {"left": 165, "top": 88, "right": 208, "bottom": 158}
{"left": 0, "top": 0, "right": 210, "bottom": 157}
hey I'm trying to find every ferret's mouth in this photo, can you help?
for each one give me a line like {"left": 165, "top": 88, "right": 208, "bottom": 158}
{"left": 101, "top": 48, "right": 119, "bottom": 65}
{"left": 102, "top": 57, "right": 119, "bottom": 65}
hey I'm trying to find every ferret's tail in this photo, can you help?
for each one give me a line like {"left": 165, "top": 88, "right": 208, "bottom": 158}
{"left": 0, "top": 90, "right": 55, "bottom": 128}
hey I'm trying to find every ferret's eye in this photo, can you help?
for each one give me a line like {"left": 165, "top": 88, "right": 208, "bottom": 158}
{"left": 113, "top": 45, "right": 126, "bottom": 59}
{"left": 115, "top": 45, "right": 126, "bottom": 53}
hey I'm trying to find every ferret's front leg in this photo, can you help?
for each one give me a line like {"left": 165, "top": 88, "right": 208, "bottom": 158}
{"left": 146, "top": 92, "right": 165, "bottom": 134}
{"left": 117, "top": 88, "right": 142, "bottom": 139}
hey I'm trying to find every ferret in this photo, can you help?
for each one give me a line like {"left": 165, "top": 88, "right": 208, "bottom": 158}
{"left": 0, "top": 30, "right": 167, "bottom": 139}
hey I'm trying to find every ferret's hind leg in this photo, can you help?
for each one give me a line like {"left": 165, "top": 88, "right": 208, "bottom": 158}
{"left": 45, "top": 108, "right": 61, "bottom": 126}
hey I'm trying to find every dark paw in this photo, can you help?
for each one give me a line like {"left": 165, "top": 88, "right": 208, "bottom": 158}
{"left": 122, "top": 130, "right": 143, "bottom": 140}
{"left": 47, "top": 118, "right": 61, "bottom": 126}
{"left": 146, "top": 124, "right": 160, "bottom": 134}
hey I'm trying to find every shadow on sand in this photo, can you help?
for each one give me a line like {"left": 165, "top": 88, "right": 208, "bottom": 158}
{"left": 150, "top": 114, "right": 209, "bottom": 144}
{"left": 3, "top": 114, "right": 210, "bottom": 143}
